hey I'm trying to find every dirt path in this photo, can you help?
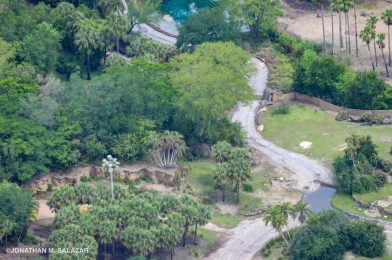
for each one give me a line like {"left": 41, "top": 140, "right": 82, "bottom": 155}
{"left": 37, "top": 199, "right": 55, "bottom": 220}
{"left": 205, "top": 218, "right": 299, "bottom": 260}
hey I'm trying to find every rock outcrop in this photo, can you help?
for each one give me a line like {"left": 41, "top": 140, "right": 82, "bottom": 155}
{"left": 25, "top": 163, "right": 177, "bottom": 192}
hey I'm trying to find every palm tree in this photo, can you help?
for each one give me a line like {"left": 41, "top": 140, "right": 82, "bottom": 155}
{"left": 214, "top": 163, "right": 229, "bottom": 202}
{"left": 367, "top": 16, "right": 379, "bottom": 67}
{"left": 74, "top": 18, "right": 101, "bottom": 80}
{"left": 227, "top": 148, "right": 251, "bottom": 203}
{"left": 295, "top": 202, "right": 311, "bottom": 226}
{"left": 102, "top": 155, "right": 120, "bottom": 200}
{"left": 264, "top": 206, "right": 288, "bottom": 245}
{"left": 340, "top": 0, "right": 353, "bottom": 63}
{"left": 316, "top": 0, "right": 326, "bottom": 53}
{"left": 211, "top": 141, "right": 232, "bottom": 163}
{"left": 331, "top": 0, "right": 343, "bottom": 59}
{"left": 377, "top": 33, "right": 390, "bottom": 77}
{"left": 381, "top": 9, "right": 392, "bottom": 65}
{"left": 98, "top": 0, "right": 124, "bottom": 17}
{"left": 148, "top": 131, "right": 187, "bottom": 169}
{"left": 107, "top": 12, "right": 128, "bottom": 53}
{"left": 330, "top": 4, "right": 335, "bottom": 55}
{"left": 360, "top": 25, "right": 375, "bottom": 70}
{"left": 97, "top": 220, "right": 117, "bottom": 257}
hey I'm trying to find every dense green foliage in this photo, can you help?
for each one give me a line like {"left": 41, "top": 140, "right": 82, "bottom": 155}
{"left": 334, "top": 135, "right": 391, "bottom": 194}
{"left": 48, "top": 183, "right": 210, "bottom": 258}
{"left": 0, "top": 182, "right": 37, "bottom": 245}
{"left": 176, "top": 7, "right": 240, "bottom": 51}
{"left": 290, "top": 210, "right": 386, "bottom": 260}
{"left": 170, "top": 42, "right": 253, "bottom": 145}
{"left": 293, "top": 50, "right": 392, "bottom": 109}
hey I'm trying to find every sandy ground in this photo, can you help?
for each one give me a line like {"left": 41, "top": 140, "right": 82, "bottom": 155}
{"left": 282, "top": 0, "right": 392, "bottom": 80}
{"left": 37, "top": 199, "right": 55, "bottom": 220}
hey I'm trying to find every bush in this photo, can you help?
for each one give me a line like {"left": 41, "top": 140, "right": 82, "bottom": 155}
{"left": 291, "top": 225, "right": 345, "bottom": 260}
{"left": 271, "top": 100, "right": 290, "bottom": 115}
{"left": 242, "top": 183, "right": 254, "bottom": 193}
{"left": 335, "top": 111, "right": 349, "bottom": 121}
{"left": 347, "top": 221, "right": 385, "bottom": 258}
{"left": 0, "top": 182, "right": 37, "bottom": 244}
{"left": 276, "top": 34, "right": 321, "bottom": 58}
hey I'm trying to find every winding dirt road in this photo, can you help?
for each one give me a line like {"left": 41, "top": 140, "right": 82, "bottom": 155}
{"left": 232, "top": 59, "right": 334, "bottom": 191}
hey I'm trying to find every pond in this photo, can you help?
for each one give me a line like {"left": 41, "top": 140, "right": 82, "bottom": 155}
{"left": 160, "top": 0, "right": 216, "bottom": 23}
{"left": 303, "top": 185, "right": 336, "bottom": 213}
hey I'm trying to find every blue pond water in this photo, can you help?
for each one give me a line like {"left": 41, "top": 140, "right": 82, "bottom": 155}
{"left": 303, "top": 185, "right": 336, "bottom": 213}
{"left": 161, "top": 0, "right": 216, "bottom": 23}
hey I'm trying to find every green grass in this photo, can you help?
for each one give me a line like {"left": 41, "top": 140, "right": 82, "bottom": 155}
{"left": 331, "top": 194, "right": 367, "bottom": 217}
{"left": 356, "top": 184, "right": 392, "bottom": 204}
{"left": 332, "top": 194, "right": 392, "bottom": 221}
{"left": 261, "top": 105, "right": 392, "bottom": 161}
{"left": 268, "top": 52, "right": 294, "bottom": 91}
{"left": 211, "top": 213, "right": 242, "bottom": 229}
{"left": 184, "top": 161, "right": 266, "bottom": 216}
{"left": 345, "top": 252, "right": 392, "bottom": 260}
{"left": 198, "top": 227, "right": 219, "bottom": 247}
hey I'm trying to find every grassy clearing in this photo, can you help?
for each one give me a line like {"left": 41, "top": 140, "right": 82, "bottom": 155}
{"left": 211, "top": 213, "right": 242, "bottom": 229}
{"left": 184, "top": 161, "right": 266, "bottom": 218}
{"left": 268, "top": 51, "right": 294, "bottom": 92}
{"left": 356, "top": 184, "right": 392, "bottom": 204}
{"left": 331, "top": 194, "right": 367, "bottom": 218}
{"left": 261, "top": 105, "right": 392, "bottom": 161}
{"left": 198, "top": 228, "right": 219, "bottom": 248}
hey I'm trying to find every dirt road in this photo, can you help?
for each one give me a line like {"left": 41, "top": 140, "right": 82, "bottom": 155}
{"left": 232, "top": 59, "right": 334, "bottom": 191}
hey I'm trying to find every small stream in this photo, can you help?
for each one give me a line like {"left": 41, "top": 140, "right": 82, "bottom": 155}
{"left": 303, "top": 185, "right": 336, "bottom": 212}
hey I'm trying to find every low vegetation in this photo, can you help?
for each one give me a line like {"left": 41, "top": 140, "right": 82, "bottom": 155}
{"left": 261, "top": 105, "right": 392, "bottom": 160}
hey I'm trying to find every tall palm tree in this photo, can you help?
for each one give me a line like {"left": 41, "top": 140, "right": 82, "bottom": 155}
{"left": 264, "top": 206, "right": 288, "bottom": 245}
{"left": 227, "top": 148, "right": 251, "bottom": 203}
{"left": 107, "top": 12, "right": 128, "bottom": 53}
{"left": 331, "top": 0, "right": 343, "bottom": 59}
{"left": 316, "top": 0, "right": 327, "bottom": 53}
{"left": 381, "top": 9, "right": 392, "bottom": 66}
{"left": 211, "top": 141, "right": 232, "bottom": 163}
{"left": 74, "top": 18, "right": 101, "bottom": 80}
{"left": 341, "top": 0, "right": 354, "bottom": 63}
{"left": 377, "top": 33, "right": 390, "bottom": 77}
{"left": 367, "top": 16, "right": 379, "bottom": 67}
{"left": 360, "top": 25, "right": 375, "bottom": 70}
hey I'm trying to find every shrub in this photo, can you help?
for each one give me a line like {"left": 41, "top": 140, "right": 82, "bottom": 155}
{"left": 360, "top": 112, "right": 384, "bottom": 125}
{"left": 335, "top": 111, "right": 349, "bottom": 121}
{"left": 347, "top": 221, "right": 385, "bottom": 258}
{"left": 242, "top": 183, "right": 254, "bottom": 193}
{"left": 276, "top": 34, "right": 321, "bottom": 58}
{"left": 291, "top": 225, "right": 345, "bottom": 260}
{"left": 271, "top": 100, "right": 290, "bottom": 115}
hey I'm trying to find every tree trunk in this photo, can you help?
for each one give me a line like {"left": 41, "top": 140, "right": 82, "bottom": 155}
{"left": 112, "top": 241, "right": 115, "bottom": 254}
{"left": 116, "top": 37, "right": 120, "bottom": 53}
{"left": 367, "top": 43, "right": 375, "bottom": 70}
{"left": 354, "top": 1, "right": 359, "bottom": 57}
{"left": 87, "top": 55, "right": 91, "bottom": 80}
{"left": 347, "top": 12, "right": 351, "bottom": 54}
{"left": 236, "top": 183, "right": 240, "bottom": 203}
{"left": 280, "top": 231, "right": 288, "bottom": 245}
{"left": 381, "top": 48, "right": 390, "bottom": 77}
{"left": 104, "top": 243, "right": 107, "bottom": 259}
{"left": 103, "top": 48, "right": 107, "bottom": 66}
{"left": 331, "top": 11, "right": 335, "bottom": 55}
{"left": 194, "top": 224, "right": 198, "bottom": 245}
{"left": 171, "top": 247, "right": 174, "bottom": 260}
{"left": 321, "top": 4, "right": 326, "bottom": 53}
{"left": 222, "top": 185, "right": 225, "bottom": 203}
{"left": 182, "top": 225, "right": 188, "bottom": 247}
{"left": 374, "top": 40, "right": 378, "bottom": 67}
{"left": 345, "top": 13, "right": 349, "bottom": 64}
{"left": 388, "top": 25, "right": 391, "bottom": 66}
{"left": 339, "top": 12, "right": 343, "bottom": 59}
